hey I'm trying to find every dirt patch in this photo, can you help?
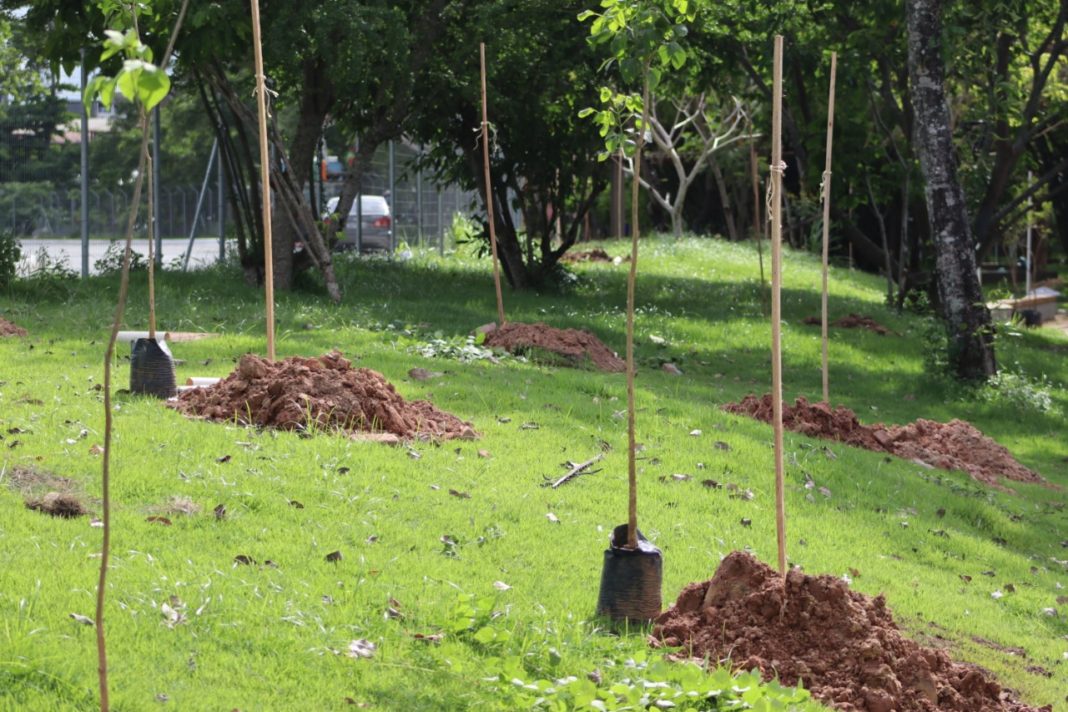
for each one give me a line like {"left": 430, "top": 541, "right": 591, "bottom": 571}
{"left": 25, "top": 491, "right": 88, "bottom": 518}
{"left": 653, "top": 551, "right": 1050, "bottom": 712}
{"left": 171, "top": 351, "right": 476, "bottom": 441}
{"left": 803, "top": 313, "right": 891, "bottom": 335}
{"left": 483, "top": 322, "right": 625, "bottom": 372}
{"left": 3, "top": 465, "right": 76, "bottom": 494}
{"left": 4, "top": 465, "right": 91, "bottom": 518}
{"left": 560, "top": 248, "right": 626, "bottom": 264}
{"left": 0, "top": 316, "right": 27, "bottom": 337}
{"left": 723, "top": 395, "right": 1044, "bottom": 488}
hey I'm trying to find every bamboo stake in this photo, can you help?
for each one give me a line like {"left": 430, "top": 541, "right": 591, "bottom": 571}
{"left": 626, "top": 71, "right": 651, "bottom": 551}
{"left": 820, "top": 52, "right": 837, "bottom": 404}
{"left": 616, "top": 149, "right": 624, "bottom": 239}
{"left": 251, "top": 0, "right": 275, "bottom": 361}
{"left": 770, "top": 35, "right": 787, "bottom": 577}
{"left": 480, "top": 42, "right": 506, "bottom": 326}
{"left": 147, "top": 154, "right": 157, "bottom": 339}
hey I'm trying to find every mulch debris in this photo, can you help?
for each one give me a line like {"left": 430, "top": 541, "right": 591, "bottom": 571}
{"left": 482, "top": 322, "right": 625, "bottom": 372}
{"left": 653, "top": 551, "right": 1050, "bottom": 712}
{"left": 723, "top": 395, "right": 1045, "bottom": 488}
{"left": 171, "top": 352, "right": 476, "bottom": 441}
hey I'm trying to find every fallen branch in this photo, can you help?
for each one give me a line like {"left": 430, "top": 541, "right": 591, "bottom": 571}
{"left": 544, "top": 453, "right": 604, "bottom": 489}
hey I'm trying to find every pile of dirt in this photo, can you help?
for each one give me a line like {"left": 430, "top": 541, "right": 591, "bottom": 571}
{"left": 653, "top": 551, "right": 1050, "bottom": 712}
{"left": 172, "top": 352, "right": 476, "bottom": 441}
{"left": 803, "top": 313, "right": 891, "bottom": 335}
{"left": 560, "top": 248, "right": 625, "bottom": 264}
{"left": 26, "top": 492, "right": 88, "bottom": 518}
{"left": 723, "top": 395, "right": 1044, "bottom": 488}
{"left": 0, "top": 316, "right": 27, "bottom": 337}
{"left": 483, "top": 322, "right": 626, "bottom": 372}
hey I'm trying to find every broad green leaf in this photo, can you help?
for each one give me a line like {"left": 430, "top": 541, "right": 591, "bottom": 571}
{"left": 137, "top": 66, "right": 170, "bottom": 110}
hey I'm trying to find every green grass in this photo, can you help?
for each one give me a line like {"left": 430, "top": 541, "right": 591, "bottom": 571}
{"left": 1, "top": 237, "right": 1067, "bottom": 711}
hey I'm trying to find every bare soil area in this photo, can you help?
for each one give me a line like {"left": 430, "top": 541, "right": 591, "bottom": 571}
{"left": 654, "top": 551, "right": 1050, "bottom": 711}
{"left": 0, "top": 316, "right": 27, "bottom": 337}
{"left": 483, "top": 322, "right": 626, "bottom": 372}
{"left": 723, "top": 395, "right": 1045, "bottom": 488}
{"left": 172, "top": 352, "right": 476, "bottom": 441}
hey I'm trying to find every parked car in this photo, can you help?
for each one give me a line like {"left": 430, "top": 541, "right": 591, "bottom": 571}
{"left": 324, "top": 195, "right": 393, "bottom": 253}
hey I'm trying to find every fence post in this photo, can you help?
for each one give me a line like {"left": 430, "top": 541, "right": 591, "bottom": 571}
{"left": 388, "top": 139, "right": 396, "bottom": 251}
{"left": 218, "top": 145, "right": 226, "bottom": 261}
{"left": 80, "top": 49, "right": 90, "bottom": 277}
{"left": 416, "top": 146, "right": 424, "bottom": 247}
{"left": 437, "top": 185, "right": 444, "bottom": 257}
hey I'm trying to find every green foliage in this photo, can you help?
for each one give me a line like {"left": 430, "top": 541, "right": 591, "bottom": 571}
{"left": 578, "top": 0, "right": 697, "bottom": 160}
{"left": 482, "top": 653, "right": 822, "bottom": 711}
{"left": 92, "top": 241, "right": 147, "bottom": 274}
{"left": 980, "top": 365, "right": 1059, "bottom": 415}
{"left": 83, "top": 27, "right": 171, "bottom": 112}
{"left": 0, "top": 230, "right": 20, "bottom": 289}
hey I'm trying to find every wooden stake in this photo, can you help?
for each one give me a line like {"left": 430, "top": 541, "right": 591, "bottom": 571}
{"left": 626, "top": 71, "right": 651, "bottom": 551}
{"left": 770, "top": 35, "right": 787, "bottom": 576}
{"left": 251, "top": 0, "right": 275, "bottom": 361}
{"left": 820, "top": 52, "right": 837, "bottom": 404}
{"left": 480, "top": 43, "right": 506, "bottom": 326}
{"left": 147, "top": 154, "right": 157, "bottom": 339}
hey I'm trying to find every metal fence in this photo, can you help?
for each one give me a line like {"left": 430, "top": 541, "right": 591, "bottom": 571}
{"left": 2, "top": 135, "right": 483, "bottom": 271}
{"left": 322, "top": 140, "right": 482, "bottom": 251}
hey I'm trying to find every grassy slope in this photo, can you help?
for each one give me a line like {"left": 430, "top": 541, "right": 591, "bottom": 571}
{"left": 1, "top": 237, "right": 1066, "bottom": 711}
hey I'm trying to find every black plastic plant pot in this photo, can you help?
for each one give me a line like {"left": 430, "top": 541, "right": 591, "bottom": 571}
{"left": 596, "top": 523, "right": 663, "bottom": 623}
{"left": 130, "top": 337, "right": 177, "bottom": 398}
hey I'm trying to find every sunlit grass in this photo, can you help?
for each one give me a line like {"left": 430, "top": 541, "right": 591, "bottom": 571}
{"left": 1, "top": 236, "right": 1066, "bottom": 710}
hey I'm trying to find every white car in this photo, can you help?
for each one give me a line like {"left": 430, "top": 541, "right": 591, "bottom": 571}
{"left": 325, "top": 195, "right": 393, "bottom": 253}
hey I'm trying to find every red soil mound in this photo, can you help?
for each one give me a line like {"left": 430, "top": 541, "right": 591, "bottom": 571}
{"left": 561, "top": 248, "right": 625, "bottom": 264}
{"left": 653, "top": 551, "right": 1049, "bottom": 712}
{"left": 0, "top": 317, "right": 27, "bottom": 337}
{"left": 803, "top": 313, "right": 891, "bottom": 335}
{"left": 483, "top": 322, "right": 625, "bottom": 372}
{"left": 172, "top": 352, "right": 476, "bottom": 441}
{"left": 723, "top": 395, "right": 1044, "bottom": 488}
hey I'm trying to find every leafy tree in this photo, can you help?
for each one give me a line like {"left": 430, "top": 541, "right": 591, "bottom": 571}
{"left": 0, "top": 15, "right": 73, "bottom": 185}
{"left": 408, "top": 0, "right": 614, "bottom": 289}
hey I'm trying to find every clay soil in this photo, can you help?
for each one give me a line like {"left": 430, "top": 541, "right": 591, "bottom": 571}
{"left": 654, "top": 551, "right": 1049, "bottom": 712}
{"left": 803, "top": 313, "right": 891, "bottom": 335}
{"left": 560, "top": 248, "right": 626, "bottom": 264}
{"left": 172, "top": 352, "right": 476, "bottom": 441}
{"left": 483, "top": 322, "right": 625, "bottom": 372}
{"left": 0, "top": 316, "right": 27, "bottom": 337}
{"left": 723, "top": 395, "right": 1044, "bottom": 488}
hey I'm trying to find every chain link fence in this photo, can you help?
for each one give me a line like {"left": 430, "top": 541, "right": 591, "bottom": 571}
{"left": 320, "top": 140, "right": 482, "bottom": 251}
{"left": 2, "top": 127, "right": 483, "bottom": 271}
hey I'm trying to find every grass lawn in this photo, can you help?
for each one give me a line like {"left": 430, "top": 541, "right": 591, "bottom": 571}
{"left": 1, "top": 236, "right": 1066, "bottom": 711}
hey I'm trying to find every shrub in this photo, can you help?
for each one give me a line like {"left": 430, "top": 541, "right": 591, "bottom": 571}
{"left": 0, "top": 231, "right": 21, "bottom": 289}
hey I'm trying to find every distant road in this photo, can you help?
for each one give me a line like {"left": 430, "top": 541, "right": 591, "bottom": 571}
{"left": 16, "top": 238, "right": 224, "bottom": 276}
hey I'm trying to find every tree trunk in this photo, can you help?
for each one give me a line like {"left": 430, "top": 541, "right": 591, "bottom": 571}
{"left": 906, "top": 0, "right": 996, "bottom": 380}
{"left": 710, "top": 156, "right": 739, "bottom": 242}
{"left": 271, "top": 59, "right": 335, "bottom": 291}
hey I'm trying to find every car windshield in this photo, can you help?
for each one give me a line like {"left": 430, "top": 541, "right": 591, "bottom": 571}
{"left": 325, "top": 196, "right": 390, "bottom": 216}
